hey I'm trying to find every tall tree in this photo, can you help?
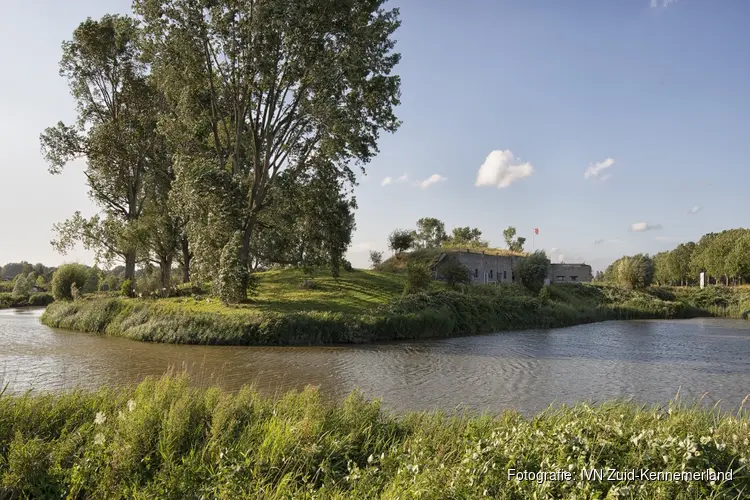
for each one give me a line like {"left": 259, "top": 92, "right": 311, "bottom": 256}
{"left": 40, "top": 15, "right": 161, "bottom": 285}
{"left": 445, "top": 227, "right": 488, "bottom": 248}
{"left": 135, "top": 0, "right": 402, "bottom": 297}
{"left": 503, "top": 226, "right": 526, "bottom": 253}
{"left": 388, "top": 230, "right": 415, "bottom": 254}
{"left": 415, "top": 218, "right": 447, "bottom": 248}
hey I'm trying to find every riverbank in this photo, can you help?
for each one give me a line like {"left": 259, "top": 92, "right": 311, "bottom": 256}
{"left": 0, "top": 292, "right": 53, "bottom": 309}
{"left": 1, "top": 375, "right": 747, "bottom": 498}
{"left": 39, "top": 268, "right": 749, "bottom": 345}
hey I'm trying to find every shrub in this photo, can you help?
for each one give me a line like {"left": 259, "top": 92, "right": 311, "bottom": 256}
{"left": 369, "top": 250, "right": 383, "bottom": 268}
{"left": 515, "top": 251, "right": 550, "bottom": 294}
{"left": 12, "top": 276, "right": 31, "bottom": 296}
{"left": 437, "top": 255, "right": 470, "bottom": 288}
{"left": 538, "top": 286, "right": 551, "bottom": 305}
{"left": 50, "top": 264, "right": 90, "bottom": 301}
{"left": 342, "top": 259, "right": 353, "bottom": 272}
{"left": 28, "top": 293, "right": 54, "bottom": 307}
{"left": 215, "top": 232, "right": 248, "bottom": 304}
{"left": 403, "top": 261, "right": 431, "bottom": 295}
{"left": 120, "top": 279, "right": 133, "bottom": 297}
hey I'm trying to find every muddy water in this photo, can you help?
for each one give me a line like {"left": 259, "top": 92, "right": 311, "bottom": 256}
{"left": 2, "top": 308, "right": 750, "bottom": 414}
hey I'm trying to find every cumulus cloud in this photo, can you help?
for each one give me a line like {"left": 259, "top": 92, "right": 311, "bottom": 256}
{"left": 631, "top": 222, "right": 663, "bottom": 232}
{"left": 558, "top": 254, "right": 565, "bottom": 263}
{"left": 584, "top": 158, "right": 616, "bottom": 180}
{"left": 651, "top": 0, "right": 677, "bottom": 8}
{"left": 419, "top": 174, "right": 446, "bottom": 189}
{"left": 475, "top": 150, "right": 534, "bottom": 189}
{"left": 688, "top": 205, "right": 703, "bottom": 214}
{"left": 381, "top": 173, "right": 408, "bottom": 187}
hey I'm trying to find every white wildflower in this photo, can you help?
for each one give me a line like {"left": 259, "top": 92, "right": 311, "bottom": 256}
{"left": 94, "top": 411, "right": 106, "bottom": 426}
{"left": 128, "top": 399, "right": 136, "bottom": 412}
{"left": 94, "top": 432, "right": 105, "bottom": 446}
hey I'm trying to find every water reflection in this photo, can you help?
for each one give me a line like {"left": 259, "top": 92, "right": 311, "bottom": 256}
{"left": 1, "top": 308, "right": 749, "bottom": 414}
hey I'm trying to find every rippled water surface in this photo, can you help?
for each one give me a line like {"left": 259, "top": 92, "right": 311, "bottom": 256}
{"left": 2, "top": 308, "right": 750, "bottom": 414}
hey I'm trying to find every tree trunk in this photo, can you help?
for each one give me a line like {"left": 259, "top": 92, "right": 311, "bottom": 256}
{"left": 159, "top": 256, "right": 173, "bottom": 297}
{"left": 181, "top": 236, "right": 191, "bottom": 284}
{"left": 124, "top": 249, "right": 136, "bottom": 297}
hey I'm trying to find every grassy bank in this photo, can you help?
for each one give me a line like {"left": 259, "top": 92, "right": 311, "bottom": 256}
{"left": 0, "top": 292, "right": 54, "bottom": 309}
{"left": 1, "top": 375, "right": 748, "bottom": 499}
{"left": 40, "top": 266, "right": 749, "bottom": 345}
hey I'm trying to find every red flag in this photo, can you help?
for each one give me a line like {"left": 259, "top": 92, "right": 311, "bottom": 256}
{"left": 534, "top": 228, "right": 539, "bottom": 235}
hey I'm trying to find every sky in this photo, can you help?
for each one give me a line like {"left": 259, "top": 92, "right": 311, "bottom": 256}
{"left": 1, "top": 0, "right": 749, "bottom": 273}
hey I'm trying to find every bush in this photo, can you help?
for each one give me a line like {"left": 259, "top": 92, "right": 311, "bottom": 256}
{"left": 28, "top": 293, "right": 54, "bottom": 307}
{"left": 515, "top": 251, "right": 550, "bottom": 294}
{"left": 120, "top": 279, "right": 133, "bottom": 297}
{"left": 403, "top": 261, "right": 431, "bottom": 295}
{"left": 12, "top": 276, "right": 31, "bottom": 296}
{"left": 50, "top": 264, "right": 90, "bottom": 301}
{"left": 538, "top": 286, "right": 551, "bottom": 305}
{"left": 215, "top": 232, "right": 248, "bottom": 304}
{"left": 436, "top": 255, "right": 470, "bottom": 288}
{"left": 342, "top": 259, "right": 353, "bottom": 272}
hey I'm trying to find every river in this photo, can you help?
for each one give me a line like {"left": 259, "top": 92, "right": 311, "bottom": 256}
{"left": 2, "top": 308, "right": 750, "bottom": 414}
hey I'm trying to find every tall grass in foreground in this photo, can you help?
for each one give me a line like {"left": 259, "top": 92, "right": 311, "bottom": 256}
{"left": 1, "top": 375, "right": 749, "bottom": 499}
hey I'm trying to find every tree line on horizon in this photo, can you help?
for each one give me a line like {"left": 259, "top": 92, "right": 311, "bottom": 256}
{"left": 40, "top": 1, "right": 402, "bottom": 303}
{"left": 596, "top": 228, "right": 750, "bottom": 289}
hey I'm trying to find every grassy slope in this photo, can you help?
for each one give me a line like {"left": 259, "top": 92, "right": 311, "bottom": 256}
{"left": 377, "top": 247, "right": 524, "bottom": 273}
{"left": 40, "top": 262, "right": 749, "bottom": 345}
{"left": 1, "top": 375, "right": 748, "bottom": 499}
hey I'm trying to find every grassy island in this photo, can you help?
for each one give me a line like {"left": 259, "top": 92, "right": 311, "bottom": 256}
{"left": 40, "top": 266, "right": 750, "bottom": 346}
{"left": 1, "top": 375, "right": 748, "bottom": 498}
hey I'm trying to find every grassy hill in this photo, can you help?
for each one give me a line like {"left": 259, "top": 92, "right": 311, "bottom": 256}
{"left": 377, "top": 247, "right": 526, "bottom": 273}
{"left": 39, "top": 263, "right": 750, "bottom": 346}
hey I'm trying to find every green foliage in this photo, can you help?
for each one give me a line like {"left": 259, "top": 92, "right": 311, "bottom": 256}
{"left": 515, "top": 251, "right": 550, "bottom": 293}
{"left": 50, "top": 264, "right": 90, "bottom": 301}
{"left": 120, "top": 279, "right": 133, "bottom": 298}
{"left": 12, "top": 277, "right": 31, "bottom": 297}
{"left": 0, "top": 375, "right": 747, "bottom": 498}
{"left": 444, "top": 226, "right": 489, "bottom": 248}
{"left": 215, "top": 232, "right": 249, "bottom": 304}
{"left": 388, "top": 229, "right": 415, "bottom": 254}
{"left": 538, "top": 285, "right": 551, "bottom": 304}
{"left": 403, "top": 262, "right": 431, "bottom": 295}
{"left": 617, "top": 254, "right": 655, "bottom": 290}
{"left": 369, "top": 250, "right": 384, "bottom": 268}
{"left": 503, "top": 226, "right": 526, "bottom": 252}
{"left": 28, "top": 293, "right": 54, "bottom": 307}
{"left": 437, "top": 255, "right": 471, "bottom": 288}
{"left": 415, "top": 217, "right": 448, "bottom": 248}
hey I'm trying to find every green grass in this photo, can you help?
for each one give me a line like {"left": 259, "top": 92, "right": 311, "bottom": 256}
{"left": 40, "top": 266, "right": 746, "bottom": 346}
{"left": 1, "top": 374, "right": 749, "bottom": 499}
{"left": 377, "top": 247, "right": 524, "bottom": 273}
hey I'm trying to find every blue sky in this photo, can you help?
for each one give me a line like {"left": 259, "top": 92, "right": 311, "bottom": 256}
{"left": 1, "top": 0, "right": 748, "bottom": 272}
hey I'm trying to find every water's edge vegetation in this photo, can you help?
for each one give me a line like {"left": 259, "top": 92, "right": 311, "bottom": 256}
{"left": 40, "top": 276, "right": 750, "bottom": 345}
{"left": 1, "top": 375, "right": 747, "bottom": 498}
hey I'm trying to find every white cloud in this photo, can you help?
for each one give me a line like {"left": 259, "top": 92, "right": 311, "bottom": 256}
{"left": 475, "top": 150, "right": 534, "bottom": 189}
{"left": 558, "top": 254, "right": 565, "bottom": 263}
{"left": 594, "top": 238, "right": 619, "bottom": 244}
{"left": 381, "top": 173, "right": 409, "bottom": 187}
{"left": 631, "top": 222, "right": 663, "bottom": 232}
{"left": 688, "top": 205, "right": 703, "bottom": 214}
{"left": 550, "top": 247, "right": 559, "bottom": 253}
{"left": 651, "top": 0, "right": 677, "bottom": 8}
{"left": 419, "top": 174, "right": 446, "bottom": 189}
{"left": 584, "top": 158, "right": 615, "bottom": 180}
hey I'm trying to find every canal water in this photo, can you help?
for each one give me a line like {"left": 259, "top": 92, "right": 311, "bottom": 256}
{"left": 2, "top": 308, "right": 749, "bottom": 414}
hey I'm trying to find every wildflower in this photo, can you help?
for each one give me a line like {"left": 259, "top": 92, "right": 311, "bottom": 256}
{"left": 127, "top": 399, "right": 136, "bottom": 412}
{"left": 94, "top": 432, "right": 105, "bottom": 446}
{"left": 94, "top": 411, "right": 106, "bottom": 425}
{"left": 367, "top": 454, "right": 374, "bottom": 464}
